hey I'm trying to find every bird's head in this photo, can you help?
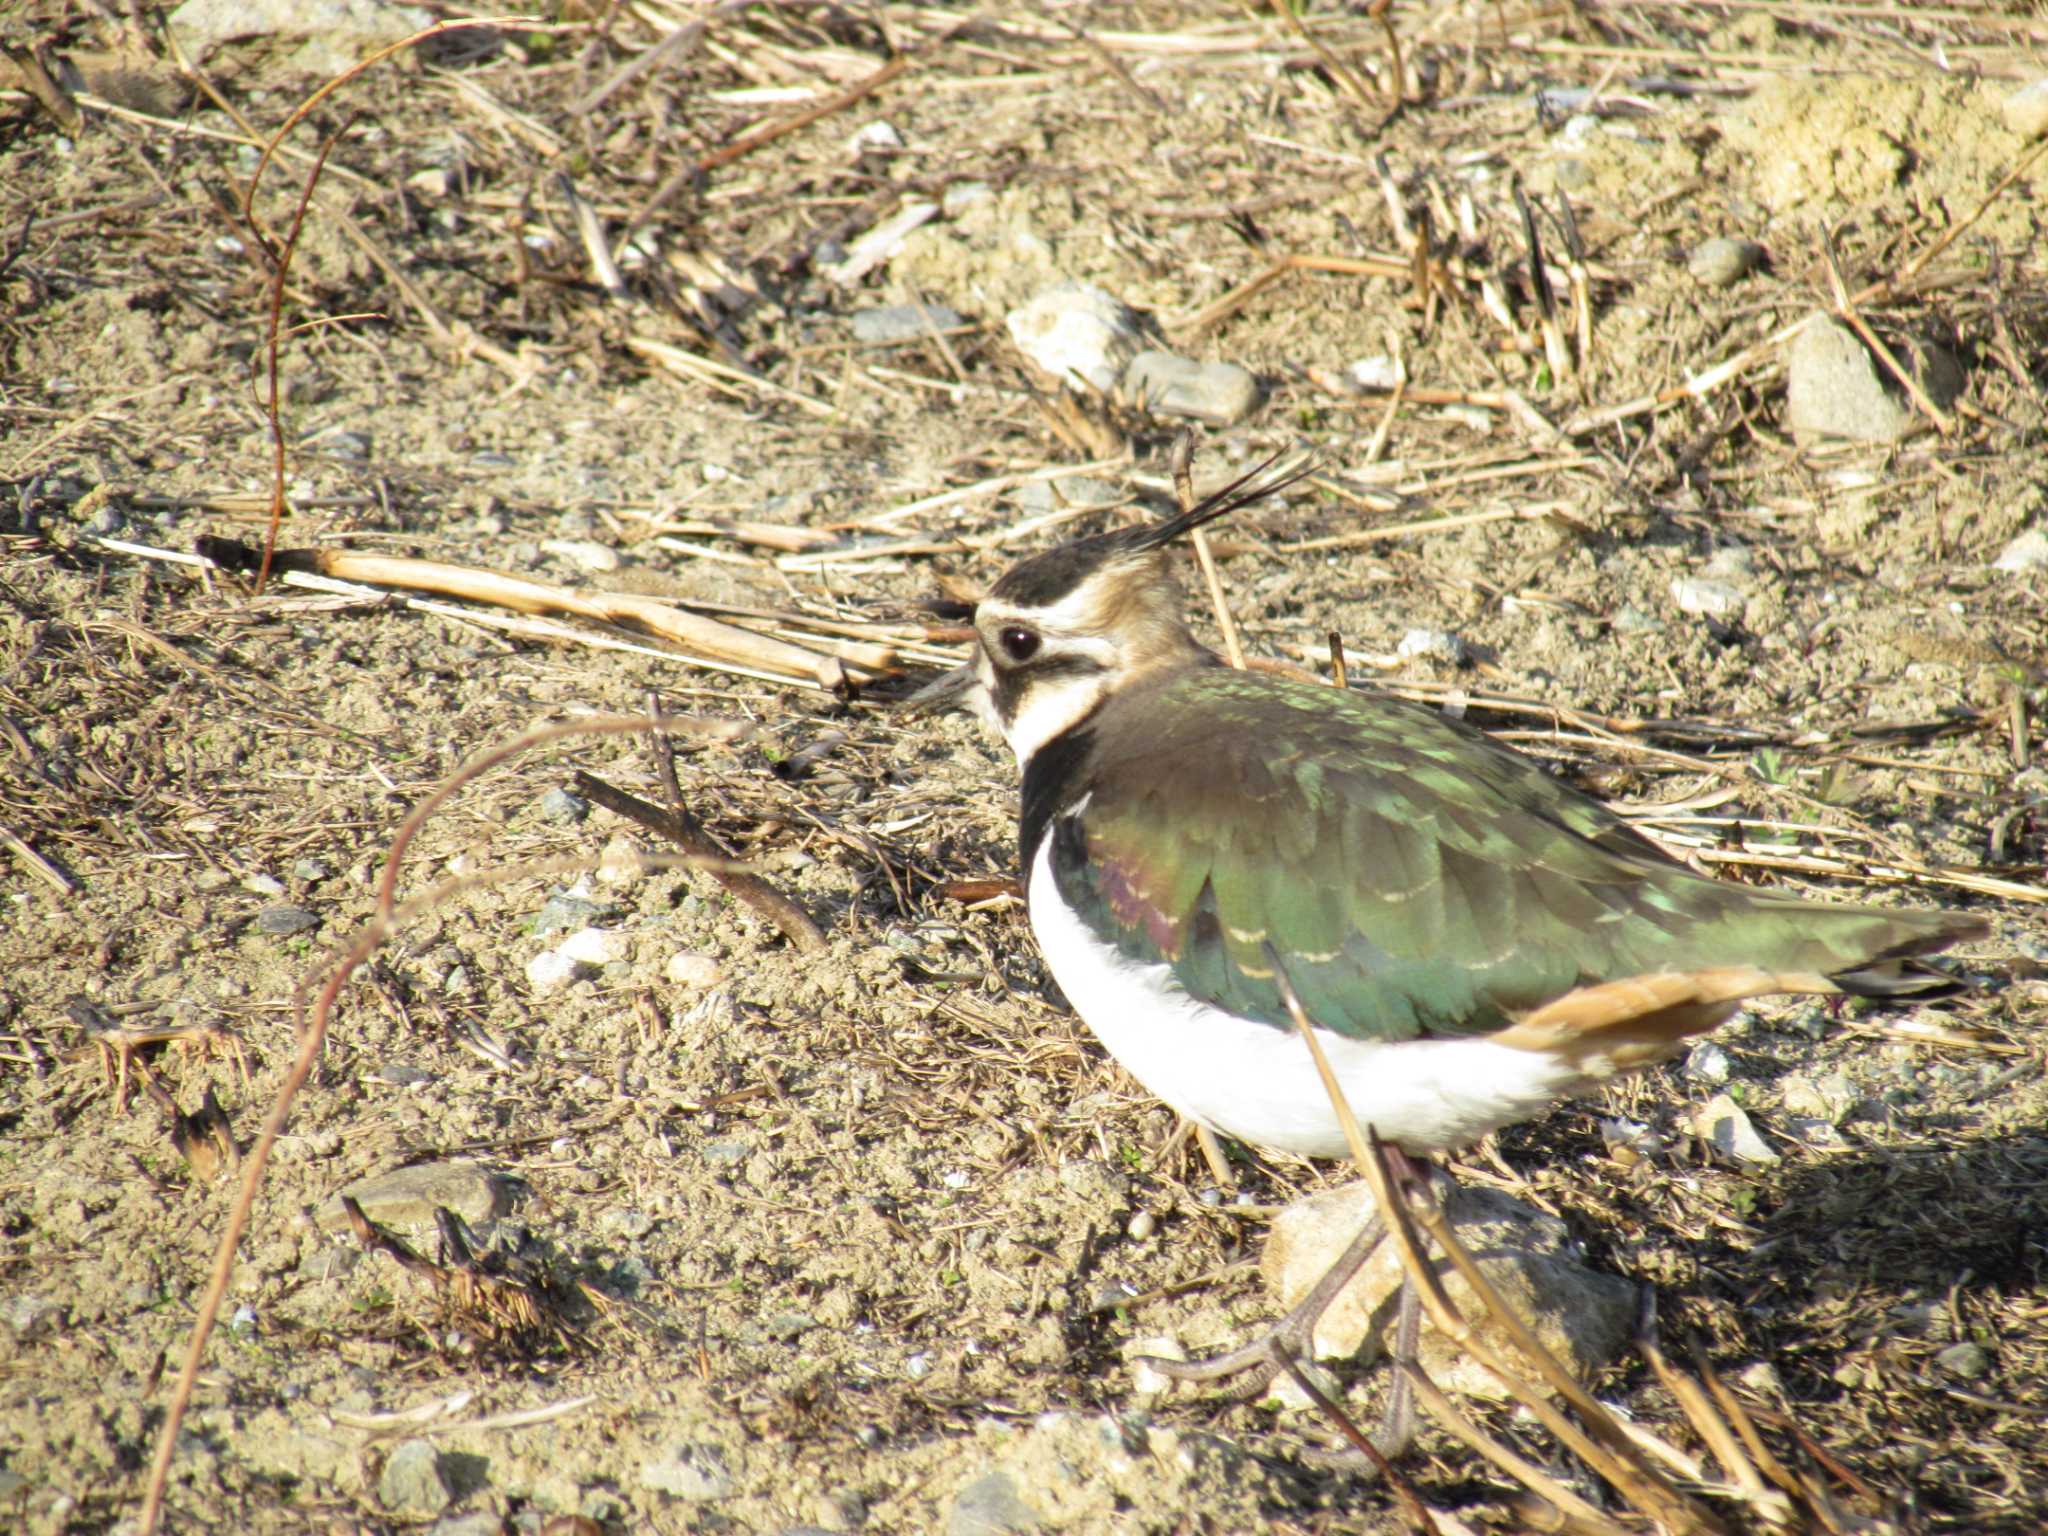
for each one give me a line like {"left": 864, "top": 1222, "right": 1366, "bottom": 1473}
{"left": 905, "top": 454, "right": 1313, "bottom": 764}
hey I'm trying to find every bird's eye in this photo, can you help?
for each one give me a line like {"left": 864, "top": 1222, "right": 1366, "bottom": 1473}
{"left": 999, "top": 626, "right": 1041, "bottom": 663}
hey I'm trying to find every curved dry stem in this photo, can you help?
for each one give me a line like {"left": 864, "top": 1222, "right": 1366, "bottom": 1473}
{"left": 137, "top": 713, "right": 753, "bottom": 1534}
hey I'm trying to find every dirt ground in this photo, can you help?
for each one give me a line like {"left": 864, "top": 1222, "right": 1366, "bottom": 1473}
{"left": 3, "top": 3, "right": 2047, "bottom": 1533}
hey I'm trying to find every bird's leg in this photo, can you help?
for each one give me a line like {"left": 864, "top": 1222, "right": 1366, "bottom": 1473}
{"left": 1142, "top": 1212, "right": 1389, "bottom": 1397}
{"left": 1143, "top": 1148, "right": 1437, "bottom": 1406}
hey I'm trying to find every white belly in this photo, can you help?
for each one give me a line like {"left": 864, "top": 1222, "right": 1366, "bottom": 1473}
{"left": 1026, "top": 839, "right": 1586, "bottom": 1159}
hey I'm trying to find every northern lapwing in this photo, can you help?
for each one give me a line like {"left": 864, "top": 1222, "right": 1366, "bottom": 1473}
{"left": 912, "top": 454, "right": 1983, "bottom": 1447}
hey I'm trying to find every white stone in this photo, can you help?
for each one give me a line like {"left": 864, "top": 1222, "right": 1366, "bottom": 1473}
{"left": 524, "top": 949, "right": 582, "bottom": 993}
{"left": 1992, "top": 527, "right": 2048, "bottom": 574}
{"left": 1671, "top": 576, "right": 1745, "bottom": 618}
{"left": 540, "top": 538, "right": 620, "bottom": 573}
{"left": 1005, "top": 281, "right": 1142, "bottom": 392}
{"left": 665, "top": 952, "right": 726, "bottom": 988}
{"left": 558, "top": 927, "right": 629, "bottom": 966}
{"left": 2002, "top": 79, "right": 2048, "bottom": 140}
{"left": 1691, "top": 1092, "right": 1778, "bottom": 1164}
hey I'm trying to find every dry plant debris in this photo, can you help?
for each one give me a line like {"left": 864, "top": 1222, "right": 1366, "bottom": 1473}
{"left": 2, "top": 1, "right": 2046, "bottom": 1533}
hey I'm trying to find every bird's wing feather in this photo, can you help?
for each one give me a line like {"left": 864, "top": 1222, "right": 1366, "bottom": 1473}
{"left": 1045, "top": 669, "right": 1977, "bottom": 1042}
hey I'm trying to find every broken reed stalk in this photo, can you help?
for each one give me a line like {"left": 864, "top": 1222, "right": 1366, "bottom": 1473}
{"left": 136, "top": 715, "right": 785, "bottom": 1535}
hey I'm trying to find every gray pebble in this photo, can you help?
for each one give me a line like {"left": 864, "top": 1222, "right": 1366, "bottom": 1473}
{"left": 318, "top": 1159, "right": 517, "bottom": 1234}
{"left": 1611, "top": 604, "right": 1663, "bottom": 635}
{"left": 531, "top": 890, "right": 619, "bottom": 936}
{"left": 4, "top": 1296, "right": 63, "bottom": 1339}
{"left": 1934, "top": 1341, "right": 1991, "bottom": 1379}
{"left": 1684, "top": 1041, "right": 1732, "bottom": 1085}
{"left": 1671, "top": 577, "right": 1745, "bottom": 619}
{"left": 255, "top": 904, "right": 320, "bottom": 936}
{"left": 85, "top": 503, "right": 127, "bottom": 537}
{"left": 600, "top": 1207, "right": 654, "bottom": 1240}
{"left": 1122, "top": 349, "right": 1263, "bottom": 426}
{"left": 1688, "top": 237, "right": 1765, "bottom": 288}
{"left": 539, "top": 788, "right": 590, "bottom": 826}
{"left": 1785, "top": 315, "right": 1965, "bottom": 445}
{"left": 241, "top": 872, "right": 288, "bottom": 897}
{"left": 701, "top": 1139, "right": 752, "bottom": 1166}
{"left": 949, "top": 1469, "right": 1044, "bottom": 1536}
{"left": 367, "top": 1062, "right": 436, "bottom": 1088}
{"left": 851, "top": 303, "right": 966, "bottom": 344}
{"left": 639, "top": 1443, "right": 735, "bottom": 1501}
{"left": 378, "top": 1439, "right": 452, "bottom": 1516}
{"left": 292, "top": 857, "right": 332, "bottom": 883}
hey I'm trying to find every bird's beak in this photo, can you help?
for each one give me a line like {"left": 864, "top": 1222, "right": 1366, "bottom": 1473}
{"left": 897, "top": 660, "right": 980, "bottom": 715}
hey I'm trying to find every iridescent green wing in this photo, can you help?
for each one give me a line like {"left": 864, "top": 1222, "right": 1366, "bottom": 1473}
{"left": 1047, "top": 669, "right": 1967, "bottom": 1041}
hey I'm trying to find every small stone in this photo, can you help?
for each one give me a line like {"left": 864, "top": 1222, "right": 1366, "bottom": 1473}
{"left": 942, "top": 181, "right": 993, "bottom": 217}
{"left": 368, "top": 1062, "right": 435, "bottom": 1088}
{"left": 4, "top": 1296, "right": 64, "bottom": 1339}
{"left": 665, "top": 952, "right": 726, "bottom": 989}
{"left": 85, "top": 502, "right": 127, "bottom": 537}
{"left": 949, "top": 1469, "right": 1044, "bottom": 1536}
{"left": 292, "top": 857, "right": 332, "bottom": 883}
{"left": 596, "top": 833, "right": 645, "bottom": 887}
{"left": 531, "top": 888, "right": 619, "bottom": 935}
{"left": 1611, "top": 604, "right": 1663, "bottom": 635}
{"left": 1692, "top": 1092, "right": 1778, "bottom": 1164}
{"left": 1396, "top": 627, "right": 1467, "bottom": 665}
{"left": 1122, "top": 1335, "right": 1184, "bottom": 1396}
{"left": 1688, "top": 237, "right": 1765, "bottom": 288}
{"left": 2001, "top": 79, "right": 2048, "bottom": 140}
{"left": 1005, "top": 281, "right": 1142, "bottom": 392}
{"left": 1685, "top": 1041, "right": 1733, "bottom": 1084}
{"left": 557, "top": 927, "right": 629, "bottom": 967}
{"left": 1348, "top": 354, "right": 1400, "bottom": 391}
{"left": 538, "top": 788, "right": 590, "bottom": 825}
{"left": 1779, "top": 1071, "right": 1859, "bottom": 1122}
{"left": 1785, "top": 314, "right": 1963, "bottom": 445}
{"left": 639, "top": 1443, "right": 736, "bottom": 1502}
{"left": 1934, "top": 1341, "right": 1991, "bottom": 1379}
{"left": 323, "top": 430, "right": 372, "bottom": 461}
{"left": 1122, "top": 349, "right": 1263, "bottom": 426}
{"left": 850, "top": 303, "right": 966, "bottom": 345}
{"left": 525, "top": 949, "right": 582, "bottom": 993}
{"left": 701, "top": 1139, "right": 751, "bottom": 1166}
{"left": 319, "top": 1159, "right": 516, "bottom": 1233}
{"left": 1671, "top": 576, "right": 1745, "bottom": 619}
{"left": 848, "top": 119, "right": 903, "bottom": 153}
{"left": 1703, "top": 544, "right": 1755, "bottom": 581}
{"left": 600, "top": 1207, "right": 654, "bottom": 1240}
{"left": 540, "top": 538, "right": 621, "bottom": 573}
{"left": 241, "top": 872, "right": 287, "bottom": 897}
{"left": 1126, "top": 1210, "right": 1157, "bottom": 1241}
{"left": 1263, "top": 1181, "right": 1635, "bottom": 1399}
{"left": 378, "top": 1439, "right": 452, "bottom": 1516}
{"left": 1992, "top": 528, "right": 2048, "bottom": 574}
{"left": 255, "top": 904, "right": 320, "bottom": 936}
